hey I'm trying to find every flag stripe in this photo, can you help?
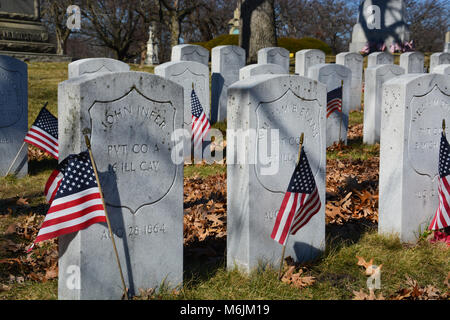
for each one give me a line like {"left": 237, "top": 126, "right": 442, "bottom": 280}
{"left": 278, "top": 193, "right": 304, "bottom": 245}
{"left": 28, "top": 126, "right": 58, "bottom": 146}
{"left": 271, "top": 193, "right": 297, "bottom": 244}
{"left": 41, "top": 204, "right": 105, "bottom": 229}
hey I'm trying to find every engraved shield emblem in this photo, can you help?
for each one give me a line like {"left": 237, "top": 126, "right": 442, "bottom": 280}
{"left": 89, "top": 89, "right": 177, "bottom": 214}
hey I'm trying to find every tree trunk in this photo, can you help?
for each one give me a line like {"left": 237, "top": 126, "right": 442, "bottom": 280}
{"left": 239, "top": 0, "right": 277, "bottom": 63}
{"left": 170, "top": 13, "right": 181, "bottom": 47}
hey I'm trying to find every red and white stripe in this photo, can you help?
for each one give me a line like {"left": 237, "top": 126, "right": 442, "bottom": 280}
{"left": 32, "top": 187, "right": 106, "bottom": 246}
{"left": 327, "top": 99, "right": 342, "bottom": 118}
{"left": 192, "top": 112, "right": 210, "bottom": 148}
{"left": 44, "top": 169, "right": 63, "bottom": 204}
{"left": 290, "top": 188, "right": 321, "bottom": 234}
{"left": 24, "top": 125, "right": 59, "bottom": 159}
{"left": 429, "top": 176, "right": 450, "bottom": 230}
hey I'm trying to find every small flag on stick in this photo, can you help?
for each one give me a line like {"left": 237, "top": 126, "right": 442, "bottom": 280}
{"left": 271, "top": 146, "right": 321, "bottom": 246}
{"left": 24, "top": 106, "right": 58, "bottom": 159}
{"left": 326, "top": 85, "right": 343, "bottom": 119}
{"left": 191, "top": 88, "right": 211, "bottom": 148}
{"left": 429, "top": 132, "right": 450, "bottom": 230}
{"left": 28, "top": 151, "right": 106, "bottom": 251}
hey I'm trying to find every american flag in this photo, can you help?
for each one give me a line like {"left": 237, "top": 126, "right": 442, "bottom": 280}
{"left": 28, "top": 151, "right": 106, "bottom": 251}
{"left": 191, "top": 89, "right": 210, "bottom": 148}
{"left": 271, "top": 147, "right": 321, "bottom": 246}
{"left": 24, "top": 107, "right": 58, "bottom": 159}
{"left": 429, "top": 133, "right": 450, "bottom": 230}
{"left": 326, "top": 86, "right": 343, "bottom": 119}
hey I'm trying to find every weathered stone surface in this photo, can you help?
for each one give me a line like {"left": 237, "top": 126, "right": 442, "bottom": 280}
{"left": 349, "top": 0, "right": 410, "bottom": 52}
{"left": 227, "top": 74, "right": 326, "bottom": 272}
{"left": 432, "top": 64, "right": 450, "bottom": 76}
{"left": 257, "top": 47, "right": 290, "bottom": 73}
{"left": 0, "top": 55, "right": 27, "bottom": 177}
{"left": 171, "top": 44, "right": 209, "bottom": 66}
{"left": 336, "top": 52, "right": 363, "bottom": 111}
{"left": 429, "top": 52, "right": 450, "bottom": 73}
{"left": 239, "top": 63, "right": 287, "bottom": 80}
{"left": 295, "top": 49, "right": 325, "bottom": 76}
{"left": 68, "top": 58, "right": 130, "bottom": 78}
{"left": 58, "top": 72, "right": 184, "bottom": 299}
{"left": 308, "top": 64, "right": 352, "bottom": 147}
{"left": 211, "top": 45, "right": 245, "bottom": 123}
{"left": 399, "top": 52, "right": 424, "bottom": 74}
{"left": 367, "top": 52, "right": 394, "bottom": 67}
{"left": 363, "top": 64, "right": 405, "bottom": 145}
{"left": 379, "top": 73, "right": 450, "bottom": 243}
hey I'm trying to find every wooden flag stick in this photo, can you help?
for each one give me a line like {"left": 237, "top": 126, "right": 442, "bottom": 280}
{"left": 5, "top": 102, "right": 49, "bottom": 176}
{"left": 443, "top": 119, "right": 446, "bottom": 137}
{"left": 278, "top": 132, "right": 304, "bottom": 280}
{"left": 83, "top": 134, "right": 129, "bottom": 300}
{"left": 338, "top": 80, "right": 344, "bottom": 144}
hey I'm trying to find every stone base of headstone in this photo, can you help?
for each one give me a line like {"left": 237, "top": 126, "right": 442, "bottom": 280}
{"left": 0, "top": 50, "right": 72, "bottom": 62}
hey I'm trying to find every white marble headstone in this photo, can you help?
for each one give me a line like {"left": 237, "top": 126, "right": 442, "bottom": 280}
{"left": 308, "top": 64, "right": 352, "bottom": 147}
{"left": 399, "top": 52, "right": 424, "bottom": 74}
{"left": 363, "top": 65, "right": 405, "bottom": 145}
{"left": 336, "top": 52, "right": 363, "bottom": 111}
{"left": 239, "top": 63, "right": 288, "bottom": 81}
{"left": 367, "top": 52, "right": 394, "bottom": 67}
{"left": 171, "top": 44, "right": 209, "bottom": 66}
{"left": 432, "top": 64, "right": 450, "bottom": 76}
{"left": 0, "top": 55, "right": 28, "bottom": 177}
{"left": 379, "top": 73, "right": 450, "bottom": 243}
{"left": 211, "top": 45, "right": 246, "bottom": 123}
{"left": 227, "top": 74, "right": 326, "bottom": 272}
{"left": 429, "top": 52, "right": 450, "bottom": 73}
{"left": 257, "top": 47, "right": 290, "bottom": 73}
{"left": 295, "top": 49, "right": 325, "bottom": 76}
{"left": 68, "top": 58, "right": 130, "bottom": 78}
{"left": 58, "top": 72, "right": 184, "bottom": 299}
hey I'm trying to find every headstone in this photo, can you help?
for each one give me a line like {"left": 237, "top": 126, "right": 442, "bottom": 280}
{"left": 444, "top": 31, "right": 449, "bottom": 53}
{"left": 171, "top": 44, "right": 209, "bottom": 66}
{"left": 336, "top": 52, "right": 364, "bottom": 111}
{"left": 295, "top": 49, "right": 325, "bottom": 76}
{"left": 0, "top": 55, "right": 27, "bottom": 177}
{"left": 308, "top": 64, "right": 352, "bottom": 147}
{"left": 432, "top": 64, "right": 450, "bottom": 76}
{"left": 379, "top": 73, "right": 450, "bottom": 243}
{"left": 239, "top": 63, "right": 288, "bottom": 81}
{"left": 211, "top": 45, "right": 245, "bottom": 123}
{"left": 399, "top": 52, "right": 424, "bottom": 74}
{"left": 363, "top": 64, "right": 405, "bottom": 145}
{"left": 429, "top": 52, "right": 450, "bottom": 73}
{"left": 257, "top": 47, "right": 290, "bottom": 73}
{"left": 227, "top": 74, "right": 326, "bottom": 272}
{"left": 349, "top": 0, "right": 410, "bottom": 53}
{"left": 367, "top": 52, "right": 394, "bottom": 67}
{"left": 68, "top": 58, "right": 130, "bottom": 78}
{"left": 58, "top": 72, "right": 184, "bottom": 299}
{"left": 145, "top": 23, "right": 159, "bottom": 66}
{"left": 228, "top": 6, "right": 241, "bottom": 35}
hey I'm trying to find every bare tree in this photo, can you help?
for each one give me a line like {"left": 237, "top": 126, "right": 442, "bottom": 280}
{"left": 240, "top": 0, "right": 277, "bottom": 63}
{"left": 82, "top": 0, "right": 142, "bottom": 61}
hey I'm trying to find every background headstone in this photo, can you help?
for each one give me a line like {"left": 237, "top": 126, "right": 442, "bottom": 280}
{"left": 145, "top": 23, "right": 159, "bottom": 66}
{"left": 211, "top": 45, "right": 245, "bottom": 123}
{"left": 379, "top": 73, "right": 450, "bottom": 243}
{"left": 308, "top": 64, "right": 352, "bottom": 147}
{"left": 227, "top": 74, "right": 326, "bottom": 272}
{"left": 0, "top": 55, "right": 27, "bottom": 177}
{"left": 239, "top": 63, "right": 288, "bottom": 80}
{"left": 349, "top": 0, "right": 410, "bottom": 52}
{"left": 171, "top": 44, "right": 209, "bottom": 66}
{"left": 336, "top": 52, "right": 363, "bottom": 111}
{"left": 367, "top": 52, "right": 394, "bottom": 67}
{"left": 444, "top": 31, "right": 449, "bottom": 53}
{"left": 432, "top": 64, "right": 450, "bottom": 76}
{"left": 257, "top": 47, "right": 290, "bottom": 73}
{"left": 429, "top": 52, "right": 450, "bottom": 73}
{"left": 399, "top": 52, "right": 424, "bottom": 74}
{"left": 68, "top": 58, "right": 130, "bottom": 78}
{"left": 58, "top": 72, "right": 184, "bottom": 299}
{"left": 295, "top": 49, "right": 325, "bottom": 76}
{"left": 363, "top": 64, "right": 405, "bottom": 145}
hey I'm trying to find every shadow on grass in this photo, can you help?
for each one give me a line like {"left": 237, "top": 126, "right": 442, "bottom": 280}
{"left": 28, "top": 158, "right": 58, "bottom": 176}
{"left": 326, "top": 218, "right": 378, "bottom": 247}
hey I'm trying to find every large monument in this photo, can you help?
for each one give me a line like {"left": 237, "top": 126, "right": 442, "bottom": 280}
{"left": 0, "top": 0, "right": 70, "bottom": 61}
{"left": 349, "top": 0, "right": 410, "bottom": 53}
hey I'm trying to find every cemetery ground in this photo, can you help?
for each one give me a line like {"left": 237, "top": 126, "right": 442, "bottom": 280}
{"left": 0, "top": 62, "right": 448, "bottom": 301}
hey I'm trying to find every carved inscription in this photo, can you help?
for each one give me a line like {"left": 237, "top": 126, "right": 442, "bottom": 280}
{"left": 255, "top": 89, "right": 323, "bottom": 192}
{"left": 408, "top": 86, "right": 450, "bottom": 179}
{"left": 89, "top": 89, "right": 177, "bottom": 213}
{"left": 101, "top": 224, "right": 167, "bottom": 240}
